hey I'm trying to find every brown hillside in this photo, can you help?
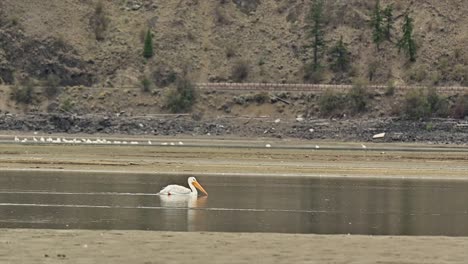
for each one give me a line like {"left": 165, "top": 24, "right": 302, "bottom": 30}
{"left": 1, "top": 0, "right": 468, "bottom": 88}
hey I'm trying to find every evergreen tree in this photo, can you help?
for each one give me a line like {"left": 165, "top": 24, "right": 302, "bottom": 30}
{"left": 382, "top": 5, "right": 394, "bottom": 41}
{"left": 308, "top": 0, "right": 325, "bottom": 71}
{"left": 330, "top": 36, "right": 350, "bottom": 72}
{"left": 397, "top": 13, "right": 417, "bottom": 62}
{"left": 371, "top": 0, "right": 384, "bottom": 50}
{"left": 143, "top": 29, "right": 154, "bottom": 59}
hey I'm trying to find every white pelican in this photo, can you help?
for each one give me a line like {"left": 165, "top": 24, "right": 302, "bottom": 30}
{"left": 157, "top": 177, "right": 208, "bottom": 196}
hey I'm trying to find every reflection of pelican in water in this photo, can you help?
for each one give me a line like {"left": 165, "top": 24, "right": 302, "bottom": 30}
{"left": 157, "top": 177, "right": 208, "bottom": 196}
{"left": 159, "top": 195, "right": 208, "bottom": 231}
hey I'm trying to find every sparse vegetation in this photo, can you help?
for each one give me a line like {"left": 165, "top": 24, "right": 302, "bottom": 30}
{"left": 452, "top": 94, "right": 468, "bottom": 119}
{"left": 382, "top": 5, "right": 394, "bottom": 41}
{"left": 319, "top": 89, "right": 345, "bottom": 115}
{"left": 214, "top": 6, "right": 230, "bottom": 25}
{"left": 225, "top": 46, "right": 236, "bottom": 59}
{"left": 347, "top": 80, "right": 370, "bottom": 113}
{"left": 371, "top": 0, "right": 394, "bottom": 48}
{"left": 330, "top": 36, "right": 350, "bottom": 72}
{"left": 384, "top": 81, "right": 395, "bottom": 96}
{"left": 231, "top": 60, "right": 250, "bottom": 82}
{"left": 401, "top": 87, "right": 448, "bottom": 119}
{"left": 402, "top": 89, "right": 430, "bottom": 119}
{"left": 306, "top": 0, "right": 325, "bottom": 74}
{"left": 371, "top": 0, "right": 384, "bottom": 49}
{"left": 165, "top": 77, "right": 196, "bottom": 113}
{"left": 253, "top": 92, "right": 270, "bottom": 104}
{"left": 44, "top": 74, "right": 60, "bottom": 98}
{"left": 451, "top": 64, "right": 468, "bottom": 85}
{"left": 367, "top": 60, "right": 379, "bottom": 82}
{"left": 303, "top": 63, "right": 324, "bottom": 84}
{"left": 10, "top": 80, "right": 35, "bottom": 104}
{"left": 398, "top": 13, "right": 417, "bottom": 62}
{"left": 151, "top": 64, "right": 177, "bottom": 87}
{"left": 91, "top": 1, "right": 109, "bottom": 41}
{"left": 140, "top": 77, "right": 152, "bottom": 92}
{"left": 143, "top": 29, "right": 154, "bottom": 59}
{"left": 406, "top": 65, "right": 427, "bottom": 83}
{"left": 60, "top": 98, "right": 74, "bottom": 112}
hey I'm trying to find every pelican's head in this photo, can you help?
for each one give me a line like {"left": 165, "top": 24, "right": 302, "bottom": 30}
{"left": 188, "top": 177, "right": 208, "bottom": 196}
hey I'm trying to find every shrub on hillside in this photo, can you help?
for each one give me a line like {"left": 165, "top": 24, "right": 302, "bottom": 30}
{"left": 319, "top": 89, "right": 345, "bottom": 115}
{"left": 44, "top": 74, "right": 61, "bottom": 98}
{"left": 140, "top": 77, "right": 152, "bottom": 92}
{"left": 253, "top": 92, "right": 270, "bottom": 104}
{"left": 426, "top": 86, "right": 450, "bottom": 117}
{"left": 165, "top": 77, "right": 196, "bottom": 113}
{"left": 402, "top": 88, "right": 430, "bottom": 119}
{"left": 231, "top": 60, "right": 250, "bottom": 82}
{"left": 384, "top": 81, "right": 395, "bottom": 96}
{"left": 346, "top": 80, "right": 370, "bottom": 113}
{"left": 91, "top": 1, "right": 109, "bottom": 41}
{"left": 151, "top": 64, "right": 177, "bottom": 87}
{"left": 452, "top": 94, "right": 468, "bottom": 119}
{"left": 303, "top": 63, "right": 324, "bottom": 84}
{"left": 10, "top": 80, "right": 35, "bottom": 104}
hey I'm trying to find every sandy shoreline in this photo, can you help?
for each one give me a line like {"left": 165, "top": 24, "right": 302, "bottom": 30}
{"left": 1, "top": 229, "right": 467, "bottom": 264}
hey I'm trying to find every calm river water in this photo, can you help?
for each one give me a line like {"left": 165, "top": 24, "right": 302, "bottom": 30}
{"left": 1, "top": 171, "right": 468, "bottom": 236}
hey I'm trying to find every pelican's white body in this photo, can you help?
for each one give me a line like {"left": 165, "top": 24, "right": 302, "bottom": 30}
{"left": 158, "top": 184, "right": 194, "bottom": 195}
{"left": 157, "top": 177, "right": 205, "bottom": 196}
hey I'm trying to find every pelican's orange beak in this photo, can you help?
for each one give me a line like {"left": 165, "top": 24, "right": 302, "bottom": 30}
{"left": 193, "top": 180, "right": 208, "bottom": 196}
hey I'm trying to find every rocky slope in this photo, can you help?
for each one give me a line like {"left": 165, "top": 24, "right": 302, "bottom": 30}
{"left": 1, "top": 0, "right": 468, "bottom": 143}
{"left": 1, "top": 0, "right": 468, "bottom": 87}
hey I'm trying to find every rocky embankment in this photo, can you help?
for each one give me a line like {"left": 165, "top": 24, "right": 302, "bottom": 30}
{"left": 1, "top": 113, "right": 467, "bottom": 144}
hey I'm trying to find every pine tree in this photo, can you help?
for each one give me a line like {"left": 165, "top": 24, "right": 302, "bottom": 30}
{"left": 382, "top": 5, "right": 394, "bottom": 41}
{"left": 143, "top": 29, "right": 154, "bottom": 59}
{"left": 397, "top": 14, "right": 417, "bottom": 62}
{"left": 330, "top": 36, "right": 350, "bottom": 72}
{"left": 371, "top": 0, "right": 384, "bottom": 50}
{"left": 308, "top": 0, "right": 325, "bottom": 71}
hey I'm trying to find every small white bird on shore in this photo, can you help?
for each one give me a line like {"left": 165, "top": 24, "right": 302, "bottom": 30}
{"left": 14, "top": 136, "right": 20, "bottom": 142}
{"left": 265, "top": 144, "right": 271, "bottom": 148}
{"left": 361, "top": 144, "right": 367, "bottom": 149}
{"left": 148, "top": 140, "right": 152, "bottom": 145}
